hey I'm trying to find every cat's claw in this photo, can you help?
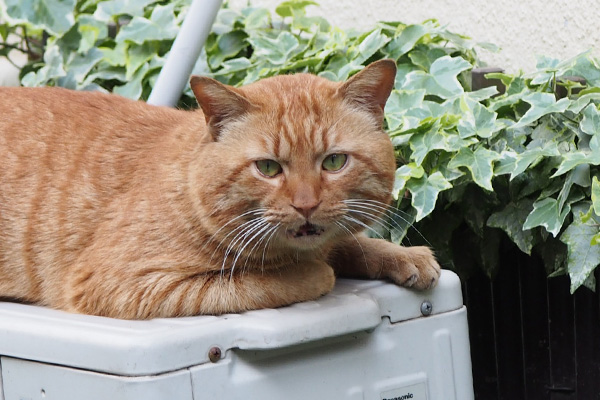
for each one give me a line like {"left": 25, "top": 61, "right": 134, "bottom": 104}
{"left": 384, "top": 245, "right": 441, "bottom": 291}
{"left": 403, "top": 273, "right": 418, "bottom": 287}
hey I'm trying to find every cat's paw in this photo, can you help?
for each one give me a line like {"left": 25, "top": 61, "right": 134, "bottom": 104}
{"left": 383, "top": 245, "right": 441, "bottom": 290}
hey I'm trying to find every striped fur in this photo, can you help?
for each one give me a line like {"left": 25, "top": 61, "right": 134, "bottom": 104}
{"left": 0, "top": 60, "right": 440, "bottom": 319}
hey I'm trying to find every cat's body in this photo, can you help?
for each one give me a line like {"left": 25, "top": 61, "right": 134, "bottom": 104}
{"left": 0, "top": 60, "right": 440, "bottom": 319}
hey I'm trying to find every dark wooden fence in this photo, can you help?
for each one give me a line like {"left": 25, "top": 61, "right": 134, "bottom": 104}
{"left": 462, "top": 245, "right": 600, "bottom": 399}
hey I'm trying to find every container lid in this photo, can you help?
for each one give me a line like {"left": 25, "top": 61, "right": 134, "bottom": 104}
{"left": 0, "top": 270, "right": 462, "bottom": 376}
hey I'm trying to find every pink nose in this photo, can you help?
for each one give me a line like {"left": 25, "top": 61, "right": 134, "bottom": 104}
{"left": 290, "top": 179, "right": 320, "bottom": 219}
{"left": 292, "top": 202, "right": 320, "bottom": 219}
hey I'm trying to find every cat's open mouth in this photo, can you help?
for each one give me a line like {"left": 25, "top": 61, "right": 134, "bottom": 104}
{"left": 287, "top": 223, "right": 324, "bottom": 239}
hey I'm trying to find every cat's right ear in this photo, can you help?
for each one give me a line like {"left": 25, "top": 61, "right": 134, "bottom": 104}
{"left": 190, "top": 76, "right": 256, "bottom": 140}
{"left": 337, "top": 59, "right": 397, "bottom": 125}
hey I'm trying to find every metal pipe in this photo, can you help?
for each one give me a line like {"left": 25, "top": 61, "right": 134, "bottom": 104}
{"left": 147, "top": 0, "right": 223, "bottom": 107}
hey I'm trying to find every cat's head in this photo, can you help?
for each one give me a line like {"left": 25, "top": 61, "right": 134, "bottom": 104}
{"left": 189, "top": 60, "right": 397, "bottom": 258}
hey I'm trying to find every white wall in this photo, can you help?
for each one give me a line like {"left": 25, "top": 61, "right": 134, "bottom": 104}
{"left": 0, "top": 34, "right": 27, "bottom": 86}
{"left": 231, "top": 0, "right": 600, "bottom": 73}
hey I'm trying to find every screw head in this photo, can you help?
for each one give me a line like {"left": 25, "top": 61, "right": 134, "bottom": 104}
{"left": 420, "top": 300, "right": 433, "bottom": 316}
{"left": 208, "top": 347, "right": 222, "bottom": 363}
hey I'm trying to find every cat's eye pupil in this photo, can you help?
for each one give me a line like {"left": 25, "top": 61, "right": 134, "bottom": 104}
{"left": 322, "top": 153, "right": 348, "bottom": 172}
{"left": 256, "top": 159, "right": 282, "bottom": 177}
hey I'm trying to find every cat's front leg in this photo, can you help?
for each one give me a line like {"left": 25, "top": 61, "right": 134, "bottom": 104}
{"left": 62, "top": 259, "right": 335, "bottom": 319}
{"left": 329, "top": 234, "right": 441, "bottom": 290}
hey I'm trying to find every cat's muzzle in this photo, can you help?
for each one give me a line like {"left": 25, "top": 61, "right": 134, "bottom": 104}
{"left": 287, "top": 222, "right": 324, "bottom": 239}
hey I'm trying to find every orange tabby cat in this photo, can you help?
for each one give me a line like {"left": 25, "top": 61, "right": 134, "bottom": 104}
{"left": 0, "top": 59, "right": 440, "bottom": 319}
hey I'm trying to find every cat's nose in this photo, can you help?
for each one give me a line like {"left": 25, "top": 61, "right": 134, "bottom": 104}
{"left": 290, "top": 180, "right": 321, "bottom": 219}
{"left": 292, "top": 202, "right": 321, "bottom": 219}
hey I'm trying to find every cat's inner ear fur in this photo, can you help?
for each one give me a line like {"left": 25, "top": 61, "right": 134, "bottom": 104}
{"left": 190, "top": 76, "right": 256, "bottom": 140}
{"left": 337, "top": 59, "right": 397, "bottom": 125}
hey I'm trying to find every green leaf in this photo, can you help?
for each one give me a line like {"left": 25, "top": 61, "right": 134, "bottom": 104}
{"left": 116, "top": 4, "right": 179, "bottom": 45}
{"left": 99, "top": 41, "right": 128, "bottom": 67}
{"left": 208, "top": 30, "right": 248, "bottom": 69}
{"left": 275, "top": 0, "right": 318, "bottom": 17}
{"left": 448, "top": 147, "right": 501, "bottom": 191}
{"left": 244, "top": 8, "right": 271, "bottom": 30}
{"left": 557, "top": 164, "right": 590, "bottom": 212}
{"left": 506, "top": 144, "right": 560, "bottom": 180}
{"left": 113, "top": 62, "right": 149, "bottom": 99}
{"left": 408, "top": 47, "right": 448, "bottom": 71}
{"left": 568, "top": 93, "right": 600, "bottom": 113}
{"left": 21, "top": 43, "right": 66, "bottom": 86}
{"left": 3, "top": 0, "right": 76, "bottom": 36}
{"left": 77, "top": 14, "right": 108, "bottom": 54}
{"left": 392, "top": 163, "right": 424, "bottom": 199}
{"left": 511, "top": 92, "right": 570, "bottom": 129}
{"left": 560, "top": 205, "right": 600, "bottom": 293}
{"left": 457, "top": 96, "right": 502, "bottom": 139}
{"left": 383, "top": 23, "right": 432, "bottom": 59}
{"left": 402, "top": 56, "right": 472, "bottom": 99}
{"left": 291, "top": 14, "right": 330, "bottom": 32}
{"left": 523, "top": 197, "right": 571, "bottom": 237}
{"left": 552, "top": 151, "right": 600, "bottom": 177}
{"left": 488, "top": 198, "right": 536, "bottom": 254}
{"left": 580, "top": 104, "right": 600, "bottom": 136}
{"left": 93, "top": 0, "right": 156, "bottom": 22}
{"left": 126, "top": 42, "right": 156, "bottom": 80}
{"left": 214, "top": 57, "right": 253, "bottom": 76}
{"left": 384, "top": 89, "right": 426, "bottom": 131}
{"left": 406, "top": 172, "right": 452, "bottom": 221}
{"left": 593, "top": 176, "right": 600, "bottom": 216}
{"left": 409, "top": 120, "right": 477, "bottom": 166}
{"left": 355, "top": 29, "right": 389, "bottom": 64}
{"left": 59, "top": 47, "right": 104, "bottom": 89}
{"left": 248, "top": 31, "right": 302, "bottom": 65}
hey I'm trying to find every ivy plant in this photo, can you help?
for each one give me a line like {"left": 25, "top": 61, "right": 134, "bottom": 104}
{"left": 2, "top": 0, "right": 600, "bottom": 293}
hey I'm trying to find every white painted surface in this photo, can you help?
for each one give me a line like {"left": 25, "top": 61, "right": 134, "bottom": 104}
{"left": 231, "top": 0, "right": 600, "bottom": 73}
{"left": 0, "top": 271, "right": 462, "bottom": 376}
{"left": 0, "top": 272, "right": 473, "bottom": 399}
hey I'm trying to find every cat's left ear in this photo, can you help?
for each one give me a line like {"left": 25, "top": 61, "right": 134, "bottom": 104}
{"left": 190, "top": 76, "right": 256, "bottom": 140}
{"left": 337, "top": 59, "right": 397, "bottom": 124}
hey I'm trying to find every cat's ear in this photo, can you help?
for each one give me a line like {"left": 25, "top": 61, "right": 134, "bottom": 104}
{"left": 337, "top": 59, "right": 396, "bottom": 124}
{"left": 190, "top": 76, "right": 256, "bottom": 140}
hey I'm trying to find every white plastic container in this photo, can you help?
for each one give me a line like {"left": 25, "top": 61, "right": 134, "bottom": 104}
{"left": 0, "top": 270, "right": 473, "bottom": 400}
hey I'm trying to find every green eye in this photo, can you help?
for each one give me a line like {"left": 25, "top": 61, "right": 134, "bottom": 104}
{"left": 256, "top": 159, "right": 283, "bottom": 177}
{"left": 322, "top": 153, "right": 348, "bottom": 172}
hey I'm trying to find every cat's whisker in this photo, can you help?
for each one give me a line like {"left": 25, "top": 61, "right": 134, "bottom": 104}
{"left": 210, "top": 217, "right": 264, "bottom": 266}
{"left": 342, "top": 215, "right": 385, "bottom": 240}
{"left": 214, "top": 218, "right": 264, "bottom": 277}
{"left": 342, "top": 207, "right": 394, "bottom": 234}
{"left": 343, "top": 199, "right": 414, "bottom": 226}
{"left": 243, "top": 223, "right": 280, "bottom": 272}
{"left": 261, "top": 224, "right": 281, "bottom": 271}
{"left": 221, "top": 218, "right": 267, "bottom": 278}
{"left": 343, "top": 199, "right": 432, "bottom": 247}
{"left": 342, "top": 204, "right": 412, "bottom": 245}
{"left": 334, "top": 221, "right": 368, "bottom": 270}
{"left": 343, "top": 200, "right": 410, "bottom": 228}
{"left": 202, "top": 208, "right": 267, "bottom": 253}
{"left": 229, "top": 220, "right": 272, "bottom": 279}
